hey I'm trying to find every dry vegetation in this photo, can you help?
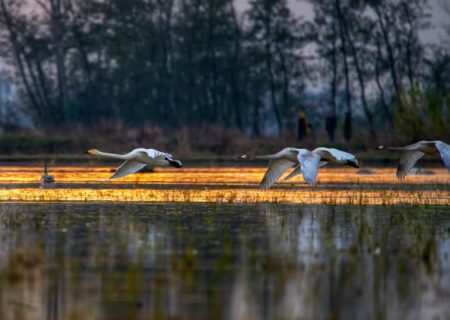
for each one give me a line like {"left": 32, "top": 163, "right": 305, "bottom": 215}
{"left": 0, "top": 123, "right": 410, "bottom": 160}
{"left": 0, "top": 188, "right": 449, "bottom": 206}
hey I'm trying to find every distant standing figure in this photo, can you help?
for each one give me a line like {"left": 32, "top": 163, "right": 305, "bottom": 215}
{"left": 343, "top": 112, "right": 352, "bottom": 141}
{"left": 378, "top": 140, "right": 450, "bottom": 180}
{"left": 325, "top": 113, "right": 337, "bottom": 142}
{"left": 297, "top": 111, "right": 309, "bottom": 141}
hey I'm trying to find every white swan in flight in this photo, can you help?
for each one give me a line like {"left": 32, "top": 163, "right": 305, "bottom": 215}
{"left": 239, "top": 147, "right": 359, "bottom": 189}
{"left": 283, "top": 147, "right": 359, "bottom": 181}
{"left": 378, "top": 140, "right": 450, "bottom": 180}
{"left": 85, "top": 148, "right": 182, "bottom": 179}
{"left": 283, "top": 147, "right": 359, "bottom": 180}
{"left": 239, "top": 148, "right": 320, "bottom": 189}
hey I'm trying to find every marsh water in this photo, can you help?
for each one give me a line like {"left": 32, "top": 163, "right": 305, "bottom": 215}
{"left": 0, "top": 203, "right": 449, "bottom": 320}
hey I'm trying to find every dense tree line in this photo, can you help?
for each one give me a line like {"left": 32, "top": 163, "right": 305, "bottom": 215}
{"left": 0, "top": 0, "right": 449, "bottom": 141}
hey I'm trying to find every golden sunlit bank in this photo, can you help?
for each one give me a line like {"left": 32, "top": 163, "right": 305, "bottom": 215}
{"left": 0, "top": 167, "right": 448, "bottom": 205}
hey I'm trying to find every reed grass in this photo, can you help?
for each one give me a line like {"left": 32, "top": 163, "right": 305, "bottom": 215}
{"left": 0, "top": 188, "right": 448, "bottom": 205}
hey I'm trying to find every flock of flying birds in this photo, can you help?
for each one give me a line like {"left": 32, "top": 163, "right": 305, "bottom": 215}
{"left": 84, "top": 140, "right": 450, "bottom": 190}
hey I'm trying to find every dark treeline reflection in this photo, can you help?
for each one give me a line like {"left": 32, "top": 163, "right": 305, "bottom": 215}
{"left": 0, "top": 203, "right": 448, "bottom": 319}
{"left": 0, "top": 0, "right": 449, "bottom": 140}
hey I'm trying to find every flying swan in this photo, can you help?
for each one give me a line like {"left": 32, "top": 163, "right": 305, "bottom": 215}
{"left": 283, "top": 147, "right": 359, "bottom": 181}
{"left": 85, "top": 148, "right": 182, "bottom": 179}
{"left": 378, "top": 140, "right": 450, "bottom": 180}
{"left": 239, "top": 147, "right": 359, "bottom": 189}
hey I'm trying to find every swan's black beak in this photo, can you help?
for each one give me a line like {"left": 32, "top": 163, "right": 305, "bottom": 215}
{"left": 166, "top": 157, "right": 183, "bottom": 168}
{"left": 347, "top": 160, "right": 359, "bottom": 168}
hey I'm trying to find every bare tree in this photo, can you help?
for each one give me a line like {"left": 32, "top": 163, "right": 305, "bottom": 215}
{"left": 335, "top": 0, "right": 376, "bottom": 141}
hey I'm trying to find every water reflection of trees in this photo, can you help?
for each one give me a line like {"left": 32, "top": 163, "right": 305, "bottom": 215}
{"left": 0, "top": 203, "right": 448, "bottom": 319}
{"left": 261, "top": 204, "right": 450, "bottom": 320}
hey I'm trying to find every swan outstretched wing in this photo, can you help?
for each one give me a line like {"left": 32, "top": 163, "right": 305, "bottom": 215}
{"left": 319, "top": 161, "right": 328, "bottom": 167}
{"left": 298, "top": 151, "right": 321, "bottom": 185}
{"left": 396, "top": 151, "right": 425, "bottom": 180}
{"left": 260, "top": 159, "right": 296, "bottom": 190}
{"left": 435, "top": 141, "right": 450, "bottom": 170}
{"left": 109, "top": 160, "right": 147, "bottom": 179}
{"left": 314, "top": 147, "right": 355, "bottom": 161}
{"left": 135, "top": 148, "right": 172, "bottom": 159}
{"left": 283, "top": 165, "right": 302, "bottom": 181}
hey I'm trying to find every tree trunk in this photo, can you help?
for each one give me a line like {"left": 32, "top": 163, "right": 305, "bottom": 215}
{"left": 335, "top": 2, "right": 352, "bottom": 141}
{"left": 276, "top": 46, "right": 290, "bottom": 132}
{"left": 375, "top": 37, "right": 393, "bottom": 127}
{"left": 335, "top": 0, "right": 376, "bottom": 142}
{"left": 327, "top": 26, "right": 338, "bottom": 142}
{"left": 374, "top": 5, "right": 400, "bottom": 96}
{"left": 229, "top": 0, "right": 244, "bottom": 130}
{"left": 402, "top": 3, "right": 416, "bottom": 89}
{"left": 263, "top": 12, "right": 282, "bottom": 134}
{"left": 50, "top": 0, "right": 69, "bottom": 123}
{"left": 0, "top": 0, "right": 43, "bottom": 119}
{"left": 252, "top": 81, "right": 262, "bottom": 137}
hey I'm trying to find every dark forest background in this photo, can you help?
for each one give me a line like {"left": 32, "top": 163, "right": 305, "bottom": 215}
{"left": 0, "top": 0, "right": 449, "bottom": 156}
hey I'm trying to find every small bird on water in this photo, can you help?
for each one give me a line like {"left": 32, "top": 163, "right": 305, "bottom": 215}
{"left": 40, "top": 161, "right": 55, "bottom": 188}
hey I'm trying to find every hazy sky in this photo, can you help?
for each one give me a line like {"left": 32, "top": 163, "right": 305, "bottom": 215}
{"left": 236, "top": 0, "right": 449, "bottom": 44}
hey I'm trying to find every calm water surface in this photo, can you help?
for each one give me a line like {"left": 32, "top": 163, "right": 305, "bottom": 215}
{"left": 0, "top": 203, "right": 449, "bottom": 320}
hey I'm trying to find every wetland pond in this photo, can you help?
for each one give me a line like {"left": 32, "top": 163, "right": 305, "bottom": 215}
{"left": 0, "top": 202, "right": 448, "bottom": 320}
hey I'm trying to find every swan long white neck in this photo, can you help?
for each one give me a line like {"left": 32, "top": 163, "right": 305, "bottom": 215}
{"left": 384, "top": 146, "right": 409, "bottom": 151}
{"left": 253, "top": 154, "right": 277, "bottom": 160}
{"left": 93, "top": 150, "right": 130, "bottom": 160}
